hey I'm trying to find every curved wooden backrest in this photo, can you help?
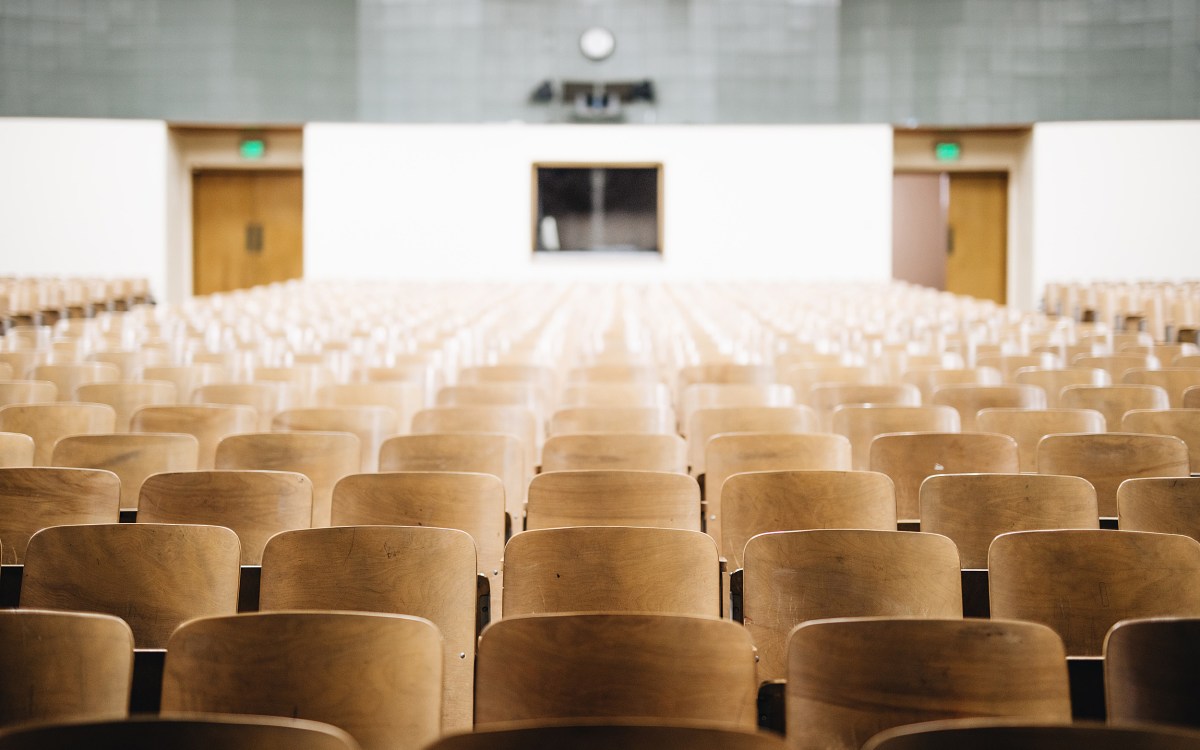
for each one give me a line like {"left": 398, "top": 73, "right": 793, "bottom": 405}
{"left": 1013, "top": 366, "right": 1111, "bottom": 407}
{"left": 1072, "top": 354, "right": 1160, "bottom": 382}
{"left": 862, "top": 719, "right": 1200, "bottom": 750}
{"left": 868, "top": 432, "right": 1019, "bottom": 521}
{"left": 253, "top": 365, "right": 335, "bottom": 407}
{"left": 130, "top": 404, "right": 258, "bottom": 470}
{"left": 1185, "top": 385, "right": 1200, "bottom": 408}
{"left": 427, "top": 722, "right": 786, "bottom": 750}
{"left": 0, "top": 610, "right": 134, "bottom": 727}
{"left": 0, "top": 353, "right": 42, "bottom": 381}
{"left": 1123, "top": 368, "right": 1200, "bottom": 407}
{"left": 722, "top": 470, "right": 896, "bottom": 570}
{"left": 162, "top": 611, "right": 442, "bottom": 750}
{"left": 21, "top": 523, "right": 241, "bottom": 648}
{"left": 989, "top": 529, "right": 1200, "bottom": 655}
{"left": 832, "top": 405, "right": 960, "bottom": 471}
{"left": 272, "top": 406, "right": 399, "bottom": 472}
{"left": 1037, "top": 432, "right": 1189, "bottom": 516}
{"left": 460, "top": 364, "right": 555, "bottom": 392}
{"left": 411, "top": 406, "right": 538, "bottom": 477}
{"left": 680, "top": 384, "right": 795, "bottom": 435}
{"left": 549, "top": 406, "right": 676, "bottom": 437}
{"left": 31, "top": 362, "right": 120, "bottom": 402}
{"left": 809, "top": 384, "right": 921, "bottom": 430}
{"left": 901, "top": 367, "right": 1003, "bottom": 403}
{"left": 0, "top": 402, "right": 116, "bottom": 465}
{"left": 316, "top": 381, "right": 423, "bottom": 432}
{"left": 0, "top": 466, "right": 119, "bottom": 564}
{"left": 0, "top": 431, "right": 34, "bottom": 467}
{"left": 920, "top": 473, "right": 1099, "bottom": 569}
{"left": 142, "top": 364, "right": 228, "bottom": 402}
{"left": 75, "top": 381, "right": 177, "bottom": 433}
{"left": 1117, "top": 477, "right": 1200, "bottom": 543}
{"left": 194, "top": 382, "right": 291, "bottom": 431}
{"left": 215, "top": 432, "right": 360, "bottom": 528}
{"left": 0, "top": 379, "right": 58, "bottom": 406}
{"left": 260, "top": 526, "right": 477, "bottom": 730}
{"left": 475, "top": 613, "right": 758, "bottom": 729}
{"left": 781, "top": 365, "right": 875, "bottom": 403}
{"left": 1060, "top": 384, "right": 1169, "bottom": 431}
{"left": 0, "top": 362, "right": 10, "bottom": 379}
{"left": 687, "top": 406, "right": 820, "bottom": 475}
{"left": 745, "top": 530, "right": 962, "bottom": 682}
{"left": 930, "top": 384, "right": 1046, "bottom": 430}
{"left": 436, "top": 383, "right": 542, "bottom": 419}
{"left": 1105, "top": 617, "right": 1200, "bottom": 728}
{"left": 503, "top": 526, "right": 719, "bottom": 618}
{"left": 0, "top": 715, "right": 362, "bottom": 750}
{"left": 1122, "top": 409, "right": 1200, "bottom": 468}
{"left": 379, "top": 433, "right": 526, "bottom": 521}
{"left": 566, "top": 364, "right": 662, "bottom": 384}
{"left": 526, "top": 470, "right": 700, "bottom": 531}
{"left": 679, "top": 363, "right": 773, "bottom": 388}
{"left": 559, "top": 383, "right": 671, "bottom": 409}
{"left": 138, "top": 470, "right": 313, "bottom": 565}
{"left": 788, "top": 618, "right": 1071, "bottom": 750}
{"left": 541, "top": 433, "right": 686, "bottom": 473}
{"left": 52, "top": 433, "right": 199, "bottom": 511}
{"left": 977, "top": 408, "right": 1106, "bottom": 472}
{"left": 977, "top": 353, "right": 1060, "bottom": 381}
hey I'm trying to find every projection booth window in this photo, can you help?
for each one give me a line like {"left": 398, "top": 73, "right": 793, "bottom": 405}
{"left": 533, "top": 163, "right": 662, "bottom": 254}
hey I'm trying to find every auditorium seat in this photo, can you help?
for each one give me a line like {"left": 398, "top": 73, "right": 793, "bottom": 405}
{"left": 316, "top": 381, "right": 422, "bottom": 432}
{"left": 1072, "top": 353, "right": 1160, "bottom": 382}
{"left": 1105, "top": 617, "right": 1200, "bottom": 728}
{"left": 809, "top": 383, "right": 921, "bottom": 430}
{"left": 976, "top": 353, "right": 1060, "bottom": 380}
{"left": 272, "top": 406, "right": 399, "bottom": 472}
{"left": 680, "top": 384, "right": 795, "bottom": 436}
{"left": 1121, "top": 409, "right": 1200, "bottom": 469}
{"left": 832, "top": 405, "right": 960, "bottom": 470}
{"left": 130, "top": 404, "right": 257, "bottom": 469}
{"left": 141, "top": 364, "right": 228, "bottom": 404}
{"left": 74, "top": 381, "right": 177, "bottom": 432}
{"left": 1013, "top": 366, "right": 1111, "bottom": 407}
{"left": 976, "top": 408, "right": 1106, "bottom": 472}
{"left": 559, "top": 382, "right": 671, "bottom": 409}
{"left": 194, "top": 382, "right": 292, "bottom": 431}
{"left": 0, "top": 379, "right": 58, "bottom": 407}
{"left": 930, "top": 384, "right": 1046, "bottom": 430}
{"left": 1036, "top": 432, "right": 1189, "bottom": 517}
{"left": 31, "top": 362, "right": 119, "bottom": 402}
{"left": 540, "top": 433, "right": 686, "bottom": 473}
{"left": 425, "top": 722, "right": 785, "bottom": 750}
{"left": 863, "top": 718, "right": 1200, "bottom": 750}
{"left": 411, "top": 405, "right": 539, "bottom": 477}
{"left": 686, "top": 405, "right": 818, "bottom": 476}
{"left": 549, "top": 406, "right": 676, "bottom": 436}
{"left": 0, "top": 402, "right": 116, "bottom": 465}
{"left": 566, "top": 364, "right": 662, "bottom": 384}
{"left": 0, "top": 467, "right": 119, "bottom": 563}
{"left": 780, "top": 364, "right": 876, "bottom": 404}
{"left": 1060, "top": 384, "right": 1170, "bottom": 429}
{"left": 52, "top": 433, "right": 198, "bottom": 511}
{"left": 1117, "top": 477, "right": 1200, "bottom": 542}
{"left": 902, "top": 367, "right": 1002, "bottom": 403}
{"left": 0, "top": 715, "right": 362, "bottom": 750}
{"left": 253, "top": 364, "right": 335, "bottom": 408}
{"left": 0, "top": 431, "right": 33, "bottom": 467}
{"left": 526, "top": 470, "right": 700, "bottom": 531}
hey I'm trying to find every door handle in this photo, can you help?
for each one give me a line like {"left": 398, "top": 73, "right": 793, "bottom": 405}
{"left": 245, "top": 223, "right": 264, "bottom": 254}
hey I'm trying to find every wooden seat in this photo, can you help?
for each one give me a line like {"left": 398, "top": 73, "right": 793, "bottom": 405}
{"left": 781, "top": 364, "right": 875, "bottom": 403}
{"left": 0, "top": 363, "right": 10, "bottom": 380}
{"left": 260, "top": 526, "right": 477, "bottom": 730}
{"left": 721, "top": 470, "right": 896, "bottom": 570}
{"left": 130, "top": 404, "right": 257, "bottom": 469}
{"left": 1013, "top": 366, "right": 1111, "bottom": 407}
{"left": 989, "top": 529, "right": 1200, "bottom": 655}
{"left": 687, "top": 406, "right": 819, "bottom": 476}
{"left": 526, "top": 470, "right": 700, "bottom": 531}
{"left": 1122, "top": 409, "right": 1200, "bottom": 468}
{"left": 869, "top": 432, "right": 1020, "bottom": 522}
{"left": 1060, "top": 384, "right": 1170, "bottom": 430}
{"left": 253, "top": 365, "right": 335, "bottom": 408}
{"left": 51, "top": 433, "right": 199, "bottom": 511}
{"left": 1187, "top": 385, "right": 1200, "bottom": 408}
{"left": 503, "top": 526, "right": 719, "bottom": 618}
{"left": 559, "top": 383, "right": 671, "bottom": 409}
{"left": 0, "top": 402, "right": 116, "bottom": 465}
{"left": 460, "top": 363, "right": 555, "bottom": 393}
{"left": 680, "top": 363, "right": 773, "bottom": 388}
{"left": 1123, "top": 368, "right": 1200, "bottom": 407}
{"left": 832, "top": 405, "right": 960, "bottom": 470}
{"left": 1073, "top": 354, "right": 1160, "bottom": 381}
{"left": 705, "top": 433, "right": 852, "bottom": 555}
{"left": 215, "top": 432, "right": 359, "bottom": 528}
{"left": 272, "top": 406, "right": 399, "bottom": 472}
{"left": 426, "top": 722, "right": 785, "bottom": 750}
{"left": 379, "top": 433, "right": 526, "bottom": 524}
{"left": 902, "top": 367, "right": 1002, "bottom": 402}
{"left": 0, "top": 715, "right": 362, "bottom": 750}
{"left": 0, "top": 610, "right": 134, "bottom": 727}
{"left": 316, "top": 382, "right": 423, "bottom": 432}
{"left": 1117, "top": 477, "right": 1200, "bottom": 542}
{"left": 1105, "top": 617, "right": 1200, "bottom": 729}
{"left": 162, "top": 611, "right": 441, "bottom": 750}
{"left": 138, "top": 470, "right": 313, "bottom": 564}
{"left": 549, "top": 406, "right": 676, "bottom": 436}
{"left": 75, "top": 381, "right": 177, "bottom": 432}
{"left": 977, "top": 353, "right": 1060, "bottom": 381}
{"left": 540, "top": 433, "right": 686, "bottom": 473}
{"left": 194, "top": 382, "right": 290, "bottom": 431}
{"left": 31, "top": 362, "right": 119, "bottom": 402}
{"left": 437, "top": 383, "right": 544, "bottom": 425}
{"left": 475, "top": 613, "right": 758, "bottom": 728}
{"left": 788, "top": 618, "right": 1071, "bottom": 750}
{"left": 0, "top": 467, "right": 120, "bottom": 563}
{"left": 0, "top": 431, "right": 34, "bottom": 467}
{"left": 411, "top": 405, "right": 538, "bottom": 477}
{"left": 920, "top": 474, "right": 1099, "bottom": 569}
{"left": 745, "top": 530, "right": 962, "bottom": 682}
{"left": 566, "top": 364, "right": 662, "bottom": 383}
{"left": 1037, "top": 433, "right": 1189, "bottom": 516}
{"left": 862, "top": 718, "right": 1200, "bottom": 750}
{"left": 976, "top": 408, "right": 1107, "bottom": 472}
{"left": 0, "top": 352, "right": 42, "bottom": 381}
{"left": 0, "top": 379, "right": 58, "bottom": 406}
{"left": 142, "top": 364, "right": 228, "bottom": 403}
{"left": 21, "top": 523, "right": 240, "bottom": 648}
{"left": 809, "top": 384, "right": 921, "bottom": 431}
{"left": 680, "top": 384, "right": 794, "bottom": 435}
{"left": 930, "top": 384, "right": 1046, "bottom": 430}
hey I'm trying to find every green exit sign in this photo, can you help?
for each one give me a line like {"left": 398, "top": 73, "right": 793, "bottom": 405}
{"left": 239, "top": 138, "right": 266, "bottom": 160}
{"left": 935, "top": 141, "right": 962, "bottom": 161}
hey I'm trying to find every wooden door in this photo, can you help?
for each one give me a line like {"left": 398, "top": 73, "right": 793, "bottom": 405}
{"left": 946, "top": 173, "right": 1007, "bottom": 304}
{"left": 193, "top": 170, "right": 303, "bottom": 296}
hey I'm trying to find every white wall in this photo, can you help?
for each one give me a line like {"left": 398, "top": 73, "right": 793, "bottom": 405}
{"left": 1031, "top": 121, "right": 1200, "bottom": 303}
{"left": 304, "top": 123, "right": 894, "bottom": 282}
{"left": 0, "top": 118, "right": 169, "bottom": 299}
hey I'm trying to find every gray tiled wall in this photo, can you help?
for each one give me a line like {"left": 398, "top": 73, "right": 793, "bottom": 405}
{"left": 2, "top": 0, "right": 1197, "bottom": 124}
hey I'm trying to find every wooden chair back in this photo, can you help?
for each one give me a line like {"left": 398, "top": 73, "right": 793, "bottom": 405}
{"left": 1122, "top": 409, "right": 1200, "bottom": 468}
{"left": 780, "top": 364, "right": 875, "bottom": 403}
{"left": 745, "top": 529, "right": 962, "bottom": 682}
{"left": 475, "top": 613, "right": 758, "bottom": 729}
{"left": 130, "top": 404, "right": 257, "bottom": 469}
{"left": 138, "top": 470, "right": 312, "bottom": 565}
{"left": 679, "top": 363, "right": 773, "bottom": 388}
{"left": 869, "top": 432, "right": 1019, "bottom": 521}
{"left": 1037, "top": 432, "right": 1189, "bottom": 516}
{"left": 0, "top": 609, "right": 133, "bottom": 728}
{"left": 989, "top": 529, "right": 1200, "bottom": 655}
{"left": 1117, "top": 477, "right": 1200, "bottom": 543}
{"left": 253, "top": 365, "right": 334, "bottom": 407}
{"left": 194, "top": 382, "right": 290, "bottom": 431}
{"left": 930, "top": 384, "right": 1046, "bottom": 430}
{"left": 142, "top": 363, "right": 228, "bottom": 402}
{"left": 687, "top": 406, "right": 819, "bottom": 475}
{"left": 272, "top": 406, "right": 399, "bottom": 472}
{"left": 425, "top": 722, "right": 786, "bottom": 750}
{"left": 788, "top": 618, "right": 1071, "bottom": 750}
{"left": 863, "top": 718, "right": 1200, "bottom": 750}
{"left": 1073, "top": 354, "right": 1160, "bottom": 381}
{"left": 526, "top": 470, "right": 701, "bottom": 531}
{"left": 832, "top": 405, "right": 960, "bottom": 470}
{"left": 1188, "top": 385, "right": 1200, "bottom": 408}
{"left": 215, "top": 432, "right": 359, "bottom": 527}
{"left": 722, "top": 470, "right": 896, "bottom": 570}
{"left": 260, "top": 526, "right": 477, "bottom": 730}
{"left": 162, "top": 611, "right": 442, "bottom": 750}
{"left": 920, "top": 473, "right": 1098, "bottom": 568}
{"left": 0, "top": 402, "right": 116, "bottom": 465}
{"left": 549, "top": 406, "right": 676, "bottom": 436}
{"left": 901, "top": 367, "right": 1002, "bottom": 402}
{"left": 0, "top": 379, "right": 58, "bottom": 406}
{"left": 503, "top": 526, "right": 719, "bottom": 618}
{"left": 977, "top": 408, "right": 1106, "bottom": 471}
{"left": 51, "top": 433, "right": 198, "bottom": 511}
{"left": 0, "top": 466, "right": 119, "bottom": 563}
{"left": 411, "top": 405, "right": 538, "bottom": 478}
{"left": 31, "top": 362, "right": 120, "bottom": 401}
{"left": 1060, "top": 384, "right": 1170, "bottom": 430}
{"left": 0, "top": 352, "right": 41, "bottom": 381}
{"left": 379, "top": 433, "right": 526, "bottom": 522}
{"left": 541, "top": 433, "right": 686, "bottom": 473}
{"left": 809, "top": 384, "right": 921, "bottom": 430}
{"left": 977, "top": 353, "right": 1060, "bottom": 380}
{"left": 680, "top": 384, "right": 794, "bottom": 435}
{"left": 566, "top": 364, "right": 662, "bottom": 383}
{"left": 1013, "top": 366, "right": 1111, "bottom": 407}
{"left": 0, "top": 431, "right": 34, "bottom": 467}
{"left": 559, "top": 383, "right": 671, "bottom": 409}
{"left": 1105, "top": 617, "right": 1200, "bottom": 729}
{"left": 21, "top": 523, "right": 240, "bottom": 648}
{"left": 436, "top": 383, "right": 543, "bottom": 424}
{"left": 75, "top": 381, "right": 177, "bottom": 433}
{"left": 1123, "top": 368, "right": 1200, "bottom": 407}
{"left": 316, "top": 381, "right": 422, "bottom": 432}
{"left": 0, "top": 715, "right": 362, "bottom": 750}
